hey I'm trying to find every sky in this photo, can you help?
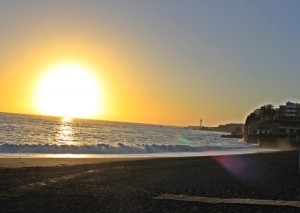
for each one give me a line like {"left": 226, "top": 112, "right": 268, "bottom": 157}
{"left": 0, "top": 0, "right": 300, "bottom": 126}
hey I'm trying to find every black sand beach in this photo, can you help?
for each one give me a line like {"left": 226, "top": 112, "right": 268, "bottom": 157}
{"left": 1, "top": 151, "right": 300, "bottom": 212}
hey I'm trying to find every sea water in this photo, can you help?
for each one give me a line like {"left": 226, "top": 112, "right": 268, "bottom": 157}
{"left": 0, "top": 112, "right": 259, "bottom": 157}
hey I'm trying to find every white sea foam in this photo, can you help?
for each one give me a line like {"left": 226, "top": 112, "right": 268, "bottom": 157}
{"left": 0, "top": 143, "right": 258, "bottom": 154}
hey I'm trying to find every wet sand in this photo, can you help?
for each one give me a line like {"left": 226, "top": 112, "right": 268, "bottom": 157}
{"left": 1, "top": 151, "right": 300, "bottom": 212}
{"left": 0, "top": 157, "right": 140, "bottom": 168}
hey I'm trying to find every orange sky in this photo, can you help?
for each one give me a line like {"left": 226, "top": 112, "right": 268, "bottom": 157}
{"left": 1, "top": 1, "right": 300, "bottom": 126}
{"left": 0, "top": 37, "right": 239, "bottom": 126}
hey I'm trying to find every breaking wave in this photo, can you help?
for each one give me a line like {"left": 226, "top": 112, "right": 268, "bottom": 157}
{"left": 0, "top": 143, "right": 251, "bottom": 154}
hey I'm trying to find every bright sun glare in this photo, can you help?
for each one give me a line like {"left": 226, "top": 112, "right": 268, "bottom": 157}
{"left": 35, "top": 62, "right": 103, "bottom": 118}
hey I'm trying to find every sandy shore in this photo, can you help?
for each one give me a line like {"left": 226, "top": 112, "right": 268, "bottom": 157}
{"left": 1, "top": 151, "right": 300, "bottom": 212}
{"left": 0, "top": 157, "right": 141, "bottom": 168}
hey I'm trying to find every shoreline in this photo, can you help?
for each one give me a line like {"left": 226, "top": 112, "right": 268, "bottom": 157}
{"left": 0, "top": 148, "right": 288, "bottom": 168}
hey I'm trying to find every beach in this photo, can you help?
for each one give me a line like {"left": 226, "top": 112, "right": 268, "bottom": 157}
{"left": 1, "top": 151, "right": 300, "bottom": 212}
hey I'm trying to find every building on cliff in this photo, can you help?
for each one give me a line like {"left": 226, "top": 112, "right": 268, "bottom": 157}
{"left": 244, "top": 102, "right": 300, "bottom": 147}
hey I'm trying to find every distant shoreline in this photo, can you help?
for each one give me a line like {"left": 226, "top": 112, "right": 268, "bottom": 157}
{"left": 185, "top": 123, "right": 244, "bottom": 133}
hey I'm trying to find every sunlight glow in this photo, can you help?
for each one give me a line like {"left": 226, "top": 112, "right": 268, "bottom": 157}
{"left": 35, "top": 62, "right": 104, "bottom": 118}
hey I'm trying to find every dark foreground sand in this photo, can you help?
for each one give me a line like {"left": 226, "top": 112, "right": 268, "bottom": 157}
{"left": 1, "top": 151, "right": 300, "bottom": 212}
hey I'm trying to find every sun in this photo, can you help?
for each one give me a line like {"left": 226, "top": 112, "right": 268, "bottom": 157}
{"left": 35, "top": 62, "right": 104, "bottom": 118}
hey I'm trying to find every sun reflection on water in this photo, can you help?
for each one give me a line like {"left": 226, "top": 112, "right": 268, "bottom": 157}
{"left": 56, "top": 117, "right": 76, "bottom": 145}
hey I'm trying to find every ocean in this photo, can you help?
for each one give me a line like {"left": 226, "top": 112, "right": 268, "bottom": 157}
{"left": 0, "top": 112, "right": 258, "bottom": 157}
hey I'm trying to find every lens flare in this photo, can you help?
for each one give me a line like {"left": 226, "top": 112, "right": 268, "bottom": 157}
{"left": 213, "top": 155, "right": 246, "bottom": 177}
{"left": 174, "top": 132, "right": 195, "bottom": 145}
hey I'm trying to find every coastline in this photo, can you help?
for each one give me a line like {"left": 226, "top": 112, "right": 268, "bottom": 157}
{"left": 1, "top": 150, "right": 300, "bottom": 212}
{"left": 0, "top": 148, "right": 284, "bottom": 168}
